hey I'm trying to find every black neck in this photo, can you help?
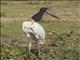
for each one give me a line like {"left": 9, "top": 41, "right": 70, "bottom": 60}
{"left": 32, "top": 10, "right": 45, "bottom": 22}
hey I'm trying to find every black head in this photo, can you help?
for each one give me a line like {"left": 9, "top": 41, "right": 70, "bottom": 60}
{"left": 40, "top": 7, "right": 48, "bottom": 12}
{"left": 32, "top": 7, "right": 48, "bottom": 22}
{"left": 32, "top": 7, "right": 60, "bottom": 22}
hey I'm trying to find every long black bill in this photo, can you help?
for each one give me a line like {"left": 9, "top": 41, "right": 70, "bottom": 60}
{"left": 46, "top": 10, "right": 60, "bottom": 19}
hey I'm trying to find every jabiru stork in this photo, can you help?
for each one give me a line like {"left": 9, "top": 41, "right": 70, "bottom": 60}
{"left": 22, "top": 7, "right": 60, "bottom": 58}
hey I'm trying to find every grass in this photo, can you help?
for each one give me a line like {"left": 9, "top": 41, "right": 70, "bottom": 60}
{"left": 1, "top": 19, "right": 80, "bottom": 60}
{"left": 1, "top": 1, "right": 80, "bottom": 60}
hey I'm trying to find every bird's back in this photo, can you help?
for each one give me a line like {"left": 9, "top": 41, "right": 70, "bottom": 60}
{"left": 22, "top": 21, "right": 45, "bottom": 40}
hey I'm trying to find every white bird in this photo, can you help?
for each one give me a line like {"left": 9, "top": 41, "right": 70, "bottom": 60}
{"left": 22, "top": 7, "right": 60, "bottom": 57}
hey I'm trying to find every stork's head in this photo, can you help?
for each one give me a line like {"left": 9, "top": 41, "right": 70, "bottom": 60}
{"left": 40, "top": 7, "right": 48, "bottom": 12}
{"left": 40, "top": 7, "right": 60, "bottom": 19}
{"left": 32, "top": 7, "right": 60, "bottom": 22}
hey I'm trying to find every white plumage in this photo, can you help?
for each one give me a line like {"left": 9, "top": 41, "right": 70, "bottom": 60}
{"left": 22, "top": 21, "right": 45, "bottom": 44}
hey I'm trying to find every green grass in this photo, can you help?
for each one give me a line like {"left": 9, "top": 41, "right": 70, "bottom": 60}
{"left": 1, "top": 1, "right": 80, "bottom": 60}
{"left": 1, "top": 20, "right": 80, "bottom": 60}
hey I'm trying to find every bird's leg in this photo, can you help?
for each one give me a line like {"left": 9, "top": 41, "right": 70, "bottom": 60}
{"left": 38, "top": 43, "right": 40, "bottom": 57}
{"left": 28, "top": 43, "right": 31, "bottom": 55}
{"left": 27, "top": 39, "right": 32, "bottom": 60}
{"left": 37, "top": 42, "right": 42, "bottom": 60}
